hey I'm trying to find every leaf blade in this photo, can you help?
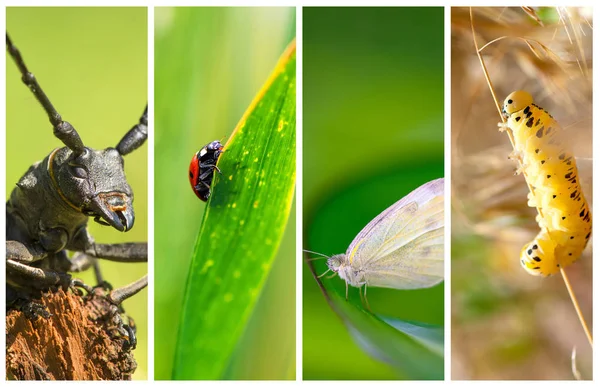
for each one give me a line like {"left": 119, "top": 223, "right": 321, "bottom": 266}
{"left": 173, "top": 41, "right": 296, "bottom": 380}
{"left": 308, "top": 260, "right": 443, "bottom": 380}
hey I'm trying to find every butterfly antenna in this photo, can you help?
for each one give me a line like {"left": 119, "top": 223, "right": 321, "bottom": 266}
{"left": 305, "top": 256, "right": 329, "bottom": 262}
{"left": 303, "top": 249, "right": 331, "bottom": 258}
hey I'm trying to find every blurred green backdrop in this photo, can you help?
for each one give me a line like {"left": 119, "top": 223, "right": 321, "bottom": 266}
{"left": 303, "top": 7, "right": 444, "bottom": 380}
{"left": 6, "top": 8, "right": 148, "bottom": 379}
{"left": 154, "top": 7, "right": 296, "bottom": 380}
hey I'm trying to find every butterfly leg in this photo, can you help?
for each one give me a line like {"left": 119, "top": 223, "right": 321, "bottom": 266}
{"left": 359, "top": 285, "right": 372, "bottom": 312}
{"left": 364, "top": 285, "right": 372, "bottom": 312}
{"left": 345, "top": 282, "right": 348, "bottom": 301}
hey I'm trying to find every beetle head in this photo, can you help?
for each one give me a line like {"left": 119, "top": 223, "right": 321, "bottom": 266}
{"left": 51, "top": 146, "right": 135, "bottom": 232}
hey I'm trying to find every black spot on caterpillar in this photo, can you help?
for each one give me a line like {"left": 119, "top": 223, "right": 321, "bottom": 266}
{"left": 502, "top": 90, "right": 592, "bottom": 276}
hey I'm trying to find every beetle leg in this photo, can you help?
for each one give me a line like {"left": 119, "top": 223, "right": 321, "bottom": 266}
{"left": 105, "top": 276, "right": 148, "bottom": 351}
{"left": 7, "top": 259, "right": 93, "bottom": 296}
{"left": 70, "top": 252, "right": 114, "bottom": 290}
{"left": 83, "top": 242, "right": 147, "bottom": 263}
{"left": 6, "top": 240, "right": 48, "bottom": 263}
{"left": 195, "top": 180, "right": 211, "bottom": 191}
{"left": 106, "top": 304, "right": 138, "bottom": 350}
{"left": 69, "top": 251, "right": 95, "bottom": 272}
{"left": 122, "top": 322, "right": 137, "bottom": 350}
{"left": 199, "top": 162, "right": 221, "bottom": 174}
{"left": 108, "top": 274, "right": 148, "bottom": 306}
{"left": 7, "top": 260, "right": 71, "bottom": 288}
{"left": 12, "top": 298, "right": 52, "bottom": 320}
{"left": 69, "top": 278, "right": 94, "bottom": 296}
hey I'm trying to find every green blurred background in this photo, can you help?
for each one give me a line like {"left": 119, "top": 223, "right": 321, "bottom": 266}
{"left": 154, "top": 7, "right": 296, "bottom": 380}
{"left": 303, "top": 7, "right": 444, "bottom": 380}
{"left": 6, "top": 8, "right": 148, "bottom": 379}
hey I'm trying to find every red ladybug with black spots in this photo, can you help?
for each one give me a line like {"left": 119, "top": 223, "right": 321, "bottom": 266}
{"left": 189, "top": 140, "right": 224, "bottom": 201}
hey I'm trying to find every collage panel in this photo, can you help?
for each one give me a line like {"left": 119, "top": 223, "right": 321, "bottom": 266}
{"left": 451, "top": 7, "right": 592, "bottom": 380}
{"left": 6, "top": 7, "right": 148, "bottom": 380}
{"left": 154, "top": 7, "right": 296, "bottom": 380}
{"left": 302, "top": 7, "right": 445, "bottom": 380}
{"left": 3, "top": 3, "right": 596, "bottom": 384}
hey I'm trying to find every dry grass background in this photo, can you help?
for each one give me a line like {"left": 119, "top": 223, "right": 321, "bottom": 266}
{"left": 451, "top": 7, "right": 592, "bottom": 380}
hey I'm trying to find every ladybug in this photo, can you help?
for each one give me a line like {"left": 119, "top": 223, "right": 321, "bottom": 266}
{"left": 189, "top": 140, "right": 224, "bottom": 201}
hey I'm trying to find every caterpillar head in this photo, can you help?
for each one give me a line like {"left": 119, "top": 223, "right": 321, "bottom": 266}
{"left": 502, "top": 90, "right": 533, "bottom": 118}
{"left": 519, "top": 233, "right": 558, "bottom": 277}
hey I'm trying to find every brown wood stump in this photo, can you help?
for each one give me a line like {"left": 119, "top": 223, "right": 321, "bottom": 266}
{"left": 6, "top": 288, "right": 137, "bottom": 380}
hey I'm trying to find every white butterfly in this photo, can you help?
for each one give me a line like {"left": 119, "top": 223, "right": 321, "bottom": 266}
{"left": 310, "top": 178, "right": 444, "bottom": 300}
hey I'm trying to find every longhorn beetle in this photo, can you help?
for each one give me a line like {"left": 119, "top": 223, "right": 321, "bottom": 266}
{"left": 5, "top": 34, "right": 148, "bottom": 349}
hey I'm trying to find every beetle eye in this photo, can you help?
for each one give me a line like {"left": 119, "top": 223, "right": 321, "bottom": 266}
{"left": 70, "top": 165, "right": 88, "bottom": 179}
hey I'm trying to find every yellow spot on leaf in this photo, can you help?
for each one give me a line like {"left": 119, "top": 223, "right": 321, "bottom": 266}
{"left": 253, "top": 201, "right": 259, "bottom": 208}
{"left": 233, "top": 270, "right": 241, "bottom": 279}
{"left": 200, "top": 260, "right": 214, "bottom": 274}
{"left": 277, "top": 119, "right": 285, "bottom": 132}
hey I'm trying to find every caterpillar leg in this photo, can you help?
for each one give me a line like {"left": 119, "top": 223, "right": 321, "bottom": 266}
{"left": 508, "top": 149, "right": 523, "bottom": 162}
{"left": 527, "top": 192, "right": 537, "bottom": 207}
{"left": 514, "top": 163, "right": 528, "bottom": 175}
{"left": 498, "top": 121, "right": 510, "bottom": 132}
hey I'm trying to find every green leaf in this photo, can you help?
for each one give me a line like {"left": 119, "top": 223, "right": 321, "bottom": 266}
{"left": 307, "top": 261, "right": 444, "bottom": 380}
{"left": 173, "top": 41, "right": 296, "bottom": 380}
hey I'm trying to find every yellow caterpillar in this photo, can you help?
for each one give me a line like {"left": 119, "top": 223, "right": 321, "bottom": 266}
{"left": 501, "top": 91, "right": 591, "bottom": 276}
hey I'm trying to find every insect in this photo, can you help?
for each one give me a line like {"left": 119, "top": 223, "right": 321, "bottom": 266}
{"left": 189, "top": 140, "right": 224, "bottom": 201}
{"left": 5, "top": 33, "right": 148, "bottom": 348}
{"left": 311, "top": 178, "right": 444, "bottom": 299}
{"left": 501, "top": 90, "right": 592, "bottom": 276}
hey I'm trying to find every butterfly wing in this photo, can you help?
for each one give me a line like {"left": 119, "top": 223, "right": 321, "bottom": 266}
{"left": 346, "top": 178, "right": 444, "bottom": 290}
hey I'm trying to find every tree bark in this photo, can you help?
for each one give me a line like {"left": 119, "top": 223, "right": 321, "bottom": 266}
{"left": 6, "top": 288, "right": 137, "bottom": 380}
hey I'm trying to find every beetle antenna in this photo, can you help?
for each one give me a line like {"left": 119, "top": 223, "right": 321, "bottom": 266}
{"left": 117, "top": 105, "right": 148, "bottom": 155}
{"left": 6, "top": 33, "right": 85, "bottom": 155}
